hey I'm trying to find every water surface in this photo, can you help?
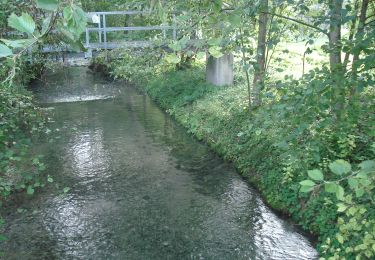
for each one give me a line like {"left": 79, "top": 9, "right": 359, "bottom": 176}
{"left": 2, "top": 67, "right": 317, "bottom": 259}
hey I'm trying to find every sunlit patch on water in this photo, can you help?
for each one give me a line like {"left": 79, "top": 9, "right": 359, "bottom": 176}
{"left": 42, "top": 95, "right": 116, "bottom": 103}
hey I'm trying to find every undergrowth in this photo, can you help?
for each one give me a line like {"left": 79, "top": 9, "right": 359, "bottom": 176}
{"left": 0, "top": 57, "right": 49, "bottom": 242}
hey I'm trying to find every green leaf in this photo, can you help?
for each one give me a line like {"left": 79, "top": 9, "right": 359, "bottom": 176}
{"left": 47, "top": 176, "right": 54, "bottom": 183}
{"left": 0, "top": 43, "right": 12, "bottom": 58}
{"left": 196, "top": 51, "right": 206, "bottom": 60}
{"left": 337, "top": 234, "right": 344, "bottom": 244}
{"left": 348, "top": 178, "right": 359, "bottom": 190}
{"left": 359, "top": 178, "right": 371, "bottom": 187}
{"left": 307, "top": 169, "right": 324, "bottom": 181}
{"left": 63, "top": 6, "right": 74, "bottom": 19}
{"left": 63, "top": 5, "right": 87, "bottom": 39}
{"left": 168, "top": 42, "right": 182, "bottom": 52}
{"left": 337, "top": 203, "right": 348, "bottom": 212}
{"left": 300, "top": 185, "right": 314, "bottom": 193}
{"left": 165, "top": 53, "right": 181, "bottom": 64}
{"left": 36, "top": 0, "right": 59, "bottom": 11}
{"left": 299, "top": 180, "right": 316, "bottom": 192}
{"left": 207, "top": 38, "right": 222, "bottom": 46}
{"left": 41, "top": 15, "right": 52, "bottom": 34}
{"left": 329, "top": 159, "right": 352, "bottom": 175}
{"left": 208, "top": 46, "right": 224, "bottom": 58}
{"left": 325, "top": 182, "right": 338, "bottom": 193}
{"left": 358, "top": 160, "right": 375, "bottom": 172}
{"left": 300, "top": 180, "right": 316, "bottom": 187}
{"left": 8, "top": 13, "right": 36, "bottom": 34}
{"left": 355, "top": 188, "right": 364, "bottom": 198}
{"left": 335, "top": 185, "right": 345, "bottom": 200}
{"left": 357, "top": 170, "right": 368, "bottom": 179}
{"left": 27, "top": 186, "right": 34, "bottom": 195}
{"left": 1, "top": 39, "right": 33, "bottom": 48}
{"left": 63, "top": 187, "right": 70, "bottom": 193}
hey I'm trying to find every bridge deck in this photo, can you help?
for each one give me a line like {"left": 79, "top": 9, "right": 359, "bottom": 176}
{"left": 42, "top": 11, "right": 177, "bottom": 54}
{"left": 42, "top": 41, "right": 156, "bottom": 53}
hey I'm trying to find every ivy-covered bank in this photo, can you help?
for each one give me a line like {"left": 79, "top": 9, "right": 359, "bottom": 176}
{"left": 0, "top": 57, "right": 49, "bottom": 223}
{"left": 93, "top": 49, "right": 375, "bottom": 259}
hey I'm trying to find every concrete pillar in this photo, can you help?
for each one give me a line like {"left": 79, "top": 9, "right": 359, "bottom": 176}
{"left": 206, "top": 53, "right": 234, "bottom": 86}
{"left": 85, "top": 49, "right": 92, "bottom": 59}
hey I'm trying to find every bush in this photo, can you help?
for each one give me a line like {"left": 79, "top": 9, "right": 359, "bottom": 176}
{"left": 0, "top": 57, "right": 48, "bottom": 206}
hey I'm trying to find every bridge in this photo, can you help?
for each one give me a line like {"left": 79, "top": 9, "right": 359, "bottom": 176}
{"left": 42, "top": 10, "right": 233, "bottom": 87}
{"left": 43, "top": 10, "right": 178, "bottom": 57}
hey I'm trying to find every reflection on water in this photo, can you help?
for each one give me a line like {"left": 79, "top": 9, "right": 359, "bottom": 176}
{"left": 2, "top": 67, "right": 318, "bottom": 259}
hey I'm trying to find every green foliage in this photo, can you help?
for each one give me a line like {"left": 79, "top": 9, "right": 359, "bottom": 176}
{"left": 0, "top": 0, "right": 88, "bottom": 243}
{"left": 301, "top": 159, "right": 375, "bottom": 259}
{"left": 63, "top": 4, "right": 87, "bottom": 40}
{"left": 0, "top": 44, "right": 12, "bottom": 58}
{"left": 308, "top": 169, "right": 324, "bottom": 181}
{"left": 0, "top": 81, "right": 48, "bottom": 210}
{"left": 329, "top": 160, "right": 352, "bottom": 176}
{"left": 1, "top": 0, "right": 87, "bottom": 85}
{"left": 36, "top": 0, "right": 59, "bottom": 11}
{"left": 7, "top": 12, "right": 36, "bottom": 35}
{"left": 93, "top": 48, "right": 172, "bottom": 86}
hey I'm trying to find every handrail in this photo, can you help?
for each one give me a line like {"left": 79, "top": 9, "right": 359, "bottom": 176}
{"left": 86, "top": 26, "right": 174, "bottom": 32}
{"left": 87, "top": 10, "right": 179, "bottom": 15}
{"left": 87, "top": 11, "right": 147, "bottom": 15}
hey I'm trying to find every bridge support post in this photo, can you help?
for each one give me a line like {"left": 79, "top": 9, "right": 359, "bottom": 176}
{"left": 206, "top": 53, "right": 233, "bottom": 86}
{"left": 85, "top": 49, "right": 92, "bottom": 59}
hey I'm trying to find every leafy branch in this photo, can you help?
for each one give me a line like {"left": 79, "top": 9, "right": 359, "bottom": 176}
{"left": 0, "top": 0, "right": 87, "bottom": 87}
{"left": 261, "top": 11, "right": 329, "bottom": 36}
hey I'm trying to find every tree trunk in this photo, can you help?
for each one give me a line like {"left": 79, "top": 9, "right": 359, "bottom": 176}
{"left": 329, "top": 0, "right": 343, "bottom": 72}
{"left": 343, "top": 0, "right": 360, "bottom": 68}
{"left": 329, "top": 0, "right": 344, "bottom": 119}
{"left": 349, "top": 0, "right": 369, "bottom": 106}
{"left": 252, "top": 0, "right": 268, "bottom": 109}
{"left": 352, "top": 0, "right": 369, "bottom": 73}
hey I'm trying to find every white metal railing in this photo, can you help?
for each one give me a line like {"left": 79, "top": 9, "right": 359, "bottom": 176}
{"left": 84, "top": 11, "right": 177, "bottom": 53}
{"left": 5, "top": 11, "right": 178, "bottom": 55}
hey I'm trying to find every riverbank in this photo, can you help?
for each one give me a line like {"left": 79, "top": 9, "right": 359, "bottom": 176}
{"left": 92, "top": 49, "right": 375, "bottom": 259}
{"left": 0, "top": 58, "right": 49, "bottom": 231}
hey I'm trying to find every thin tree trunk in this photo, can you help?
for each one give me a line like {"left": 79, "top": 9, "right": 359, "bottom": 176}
{"left": 252, "top": 0, "right": 268, "bottom": 109}
{"left": 239, "top": 27, "right": 252, "bottom": 109}
{"left": 328, "top": 0, "right": 344, "bottom": 119}
{"left": 350, "top": 0, "right": 369, "bottom": 105}
{"left": 329, "top": 0, "right": 343, "bottom": 72}
{"left": 343, "top": 0, "right": 359, "bottom": 68}
{"left": 352, "top": 0, "right": 369, "bottom": 73}
{"left": 302, "top": 51, "right": 306, "bottom": 76}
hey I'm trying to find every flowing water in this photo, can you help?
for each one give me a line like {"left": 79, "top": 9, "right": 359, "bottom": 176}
{"left": 2, "top": 67, "right": 318, "bottom": 259}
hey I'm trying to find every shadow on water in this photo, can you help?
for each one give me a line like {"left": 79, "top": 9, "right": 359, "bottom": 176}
{"left": 1, "top": 67, "right": 318, "bottom": 259}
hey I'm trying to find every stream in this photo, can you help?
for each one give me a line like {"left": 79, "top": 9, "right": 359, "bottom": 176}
{"left": 2, "top": 67, "right": 318, "bottom": 259}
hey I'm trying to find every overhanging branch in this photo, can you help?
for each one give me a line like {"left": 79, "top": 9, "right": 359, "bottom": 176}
{"left": 261, "top": 12, "right": 329, "bottom": 36}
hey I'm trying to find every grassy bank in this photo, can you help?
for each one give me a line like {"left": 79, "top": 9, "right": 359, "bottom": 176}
{"left": 94, "top": 49, "right": 375, "bottom": 259}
